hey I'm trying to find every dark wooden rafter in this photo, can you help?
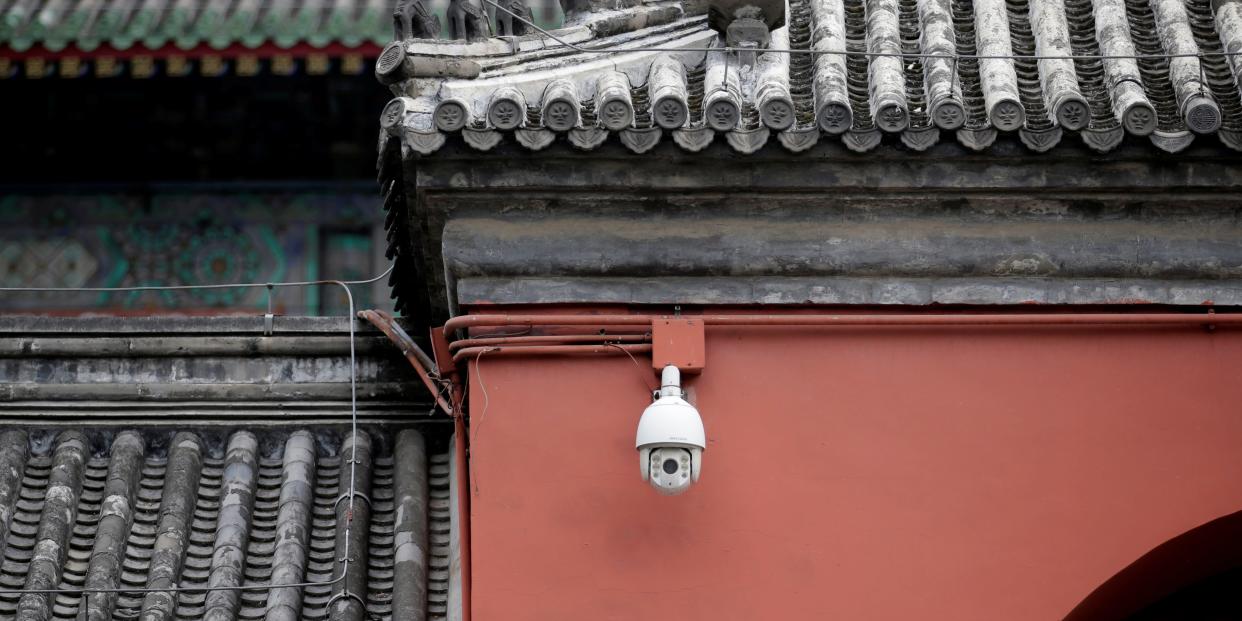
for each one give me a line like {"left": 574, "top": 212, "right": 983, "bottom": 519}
{"left": 379, "top": 135, "right": 432, "bottom": 327}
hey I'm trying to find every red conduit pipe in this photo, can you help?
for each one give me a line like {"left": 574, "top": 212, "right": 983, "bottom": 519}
{"left": 444, "top": 311, "right": 1238, "bottom": 336}
{"left": 451, "top": 384, "right": 471, "bottom": 621}
{"left": 448, "top": 334, "right": 651, "bottom": 353}
{"left": 358, "top": 310, "right": 455, "bottom": 416}
{"left": 446, "top": 315, "right": 650, "bottom": 334}
{"left": 363, "top": 309, "right": 471, "bottom": 620}
{"left": 452, "top": 343, "right": 653, "bottom": 363}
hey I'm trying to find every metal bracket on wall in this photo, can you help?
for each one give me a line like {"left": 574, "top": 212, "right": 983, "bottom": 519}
{"left": 325, "top": 590, "right": 369, "bottom": 613}
{"left": 652, "top": 317, "right": 705, "bottom": 374}
{"left": 264, "top": 284, "right": 275, "bottom": 335}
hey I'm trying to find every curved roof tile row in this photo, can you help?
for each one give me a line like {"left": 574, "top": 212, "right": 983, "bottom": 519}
{"left": 381, "top": 0, "right": 1242, "bottom": 154}
{"left": 1, "top": 0, "right": 392, "bottom": 53}
{"left": 0, "top": 426, "right": 450, "bottom": 621}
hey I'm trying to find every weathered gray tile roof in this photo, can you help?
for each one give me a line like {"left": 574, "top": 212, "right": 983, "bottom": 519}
{"left": 0, "top": 0, "right": 392, "bottom": 53}
{"left": 379, "top": 0, "right": 1242, "bottom": 154}
{"left": 0, "top": 426, "right": 449, "bottom": 621}
{"left": 0, "top": 317, "right": 454, "bottom": 621}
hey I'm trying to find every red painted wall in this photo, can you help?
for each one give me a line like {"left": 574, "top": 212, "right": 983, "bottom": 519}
{"left": 466, "top": 322, "right": 1242, "bottom": 620}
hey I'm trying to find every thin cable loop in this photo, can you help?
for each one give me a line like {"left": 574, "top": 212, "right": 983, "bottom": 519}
{"left": 468, "top": 347, "right": 495, "bottom": 497}
{"left": 471, "top": 347, "right": 495, "bottom": 442}
{"left": 604, "top": 342, "right": 659, "bottom": 392}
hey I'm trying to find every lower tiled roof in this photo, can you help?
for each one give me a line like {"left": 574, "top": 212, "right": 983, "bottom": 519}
{"left": 0, "top": 426, "right": 450, "bottom": 621}
{"left": 0, "top": 0, "right": 391, "bottom": 53}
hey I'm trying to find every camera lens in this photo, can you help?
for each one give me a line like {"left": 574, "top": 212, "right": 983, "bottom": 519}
{"left": 662, "top": 459, "right": 678, "bottom": 475}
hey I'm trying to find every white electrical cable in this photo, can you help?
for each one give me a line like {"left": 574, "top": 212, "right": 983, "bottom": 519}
{"left": 0, "top": 264, "right": 393, "bottom": 293}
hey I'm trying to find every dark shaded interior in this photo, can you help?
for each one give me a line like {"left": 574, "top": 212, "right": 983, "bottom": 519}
{"left": 2, "top": 72, "right": 388, "bottom": 184}
{"left": 1064, "top": 510, "right": 1242, "bottom": 621}
{"left": 1126, "top": 565, "right": 1242, "bottom": 620}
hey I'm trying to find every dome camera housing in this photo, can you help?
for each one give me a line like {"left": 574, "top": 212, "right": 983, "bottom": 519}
{"left": 637, "top": 365, "right": 705, "bottom": 495}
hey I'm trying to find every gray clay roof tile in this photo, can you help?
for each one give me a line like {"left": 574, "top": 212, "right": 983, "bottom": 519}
{"left": 379, "top": 0, "right": 1242, "bottom": 153}
{"left": 0, "top": 427, "right": 449, "bottom": 621}
{"left": 0, "top": 0, "right": 391, "bottom": 52}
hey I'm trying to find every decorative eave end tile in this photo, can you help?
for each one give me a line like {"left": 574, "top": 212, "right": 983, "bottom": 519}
{"left": 673, "top": 127, "right": 715, "bottom": 152}
{"left": 1220, "top": 130, "right": 1242, "bottom": 152}
{"left": 515, "top": 128, "right": 557, "bottom": 151}
{"left": 726, "top": 128, "right": 771, "bottom": 154}
{"left": 463, "top": 129, "right": 502, "bottom": 151}
{"left": 777, "top": 128, "right": 819, "bottom": 153}
{"left": 842, "top": 129, "right": 881, "bottom": 153}
{"left": 1150, "top": 130, "right": 1194, "bottom": 154}
{"left": 900, "top": 127, "right": 940, "bottom": 151}
{"left": 1019, "top": 127, "right": 1062, "bottom": 153}
{"left": 956, "top": 127, "right": 997, "bottom": 151}
{"left": 405, "top": 130, "right": 446, "bottom": 155}
{"left": 1081, "top": 126, "right": 1124, "bottom": 153}
{"left": 568, "top": 128, "right": 609, "bottom": 150}
{"left": 620, "top": 128, "right": 663, "bottom": 153}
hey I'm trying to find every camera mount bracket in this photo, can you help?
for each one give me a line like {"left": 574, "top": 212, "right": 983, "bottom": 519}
{"left": 652, "top": 317, "right": 705, "bottom": 374}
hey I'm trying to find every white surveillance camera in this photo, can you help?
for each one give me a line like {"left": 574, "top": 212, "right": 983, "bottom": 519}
{"left": 636, "top": 365, "right": 705, "bottom": 496}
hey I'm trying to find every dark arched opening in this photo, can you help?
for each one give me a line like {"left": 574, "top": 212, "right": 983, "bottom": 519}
{"left": 1126, "top": 565, "right": 1242, "bottom": 619}
{"left": 1064, "top": 510, "right": 1242, "bottom": 621}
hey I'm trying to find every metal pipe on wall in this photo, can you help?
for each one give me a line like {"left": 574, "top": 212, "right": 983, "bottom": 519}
{"left": 452, "top": 344, "right": 654, "bottom": 363}
{"left": 444, "top": 311, "right": 1240, "bottom": 336}
{"left": 358, "top": 310, "right": 456, "bottom": 416}
{"left": 448, "top": 334, "right": 651, "bottom": 352}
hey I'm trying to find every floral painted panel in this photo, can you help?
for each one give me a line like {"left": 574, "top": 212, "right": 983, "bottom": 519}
{"left": 0, "top": 191, "right": 384, "bottom": 316}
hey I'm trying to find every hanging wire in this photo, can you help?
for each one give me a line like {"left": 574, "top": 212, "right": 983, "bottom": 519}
{"left": 468, "top": 346, "right": 495, "bottom": 497}
{"left": 605, "top": 342, "right": 659, "bottom": 393}
{"left": 469, "top": 347, "right": 495, "bottom": 447}
{"left": 0, "top": 264, "right": 393, "bottom": 293}
{"left": 461, "top": 0, "right": 1242, "bottom": 64}
{"left": 0, "top": 265, "right": 391, "bottom": 613}
{"left": 326, "top": 274, "right": 365, "bottom": 615}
